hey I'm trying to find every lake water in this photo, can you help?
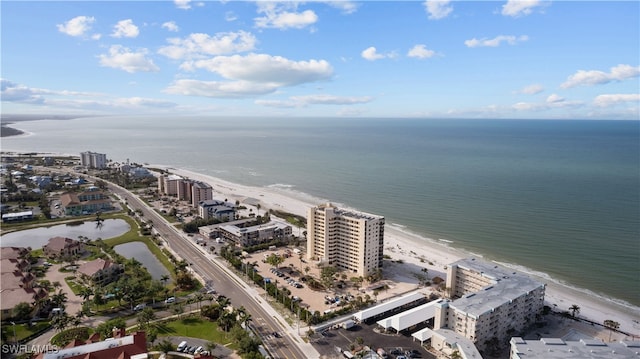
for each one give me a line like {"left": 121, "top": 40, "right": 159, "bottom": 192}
{"left": 0, "top": 219, "right": 130, "bottom": 248}
{"left": 114, "top": 241, "right": 170, "bottom": 281}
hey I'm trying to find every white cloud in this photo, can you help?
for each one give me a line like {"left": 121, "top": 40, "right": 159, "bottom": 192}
{"left": 115, "top": 97, "right": 177, "bottom": 108}
{"left": 111, "top": 19, "right": 140, "bottom": 38}
{"left": 561, "top": 64, "right": 640, "bottom": 89}
{"left": 162, "top": 21, "right": 179, "bottom": 32}
{"left": 361, "top": 47, "right": 396, "bottom": 61}
{"left": 166, "top": 54, "right": 333, "bottom": 99}
{"left": 174, "top": 0, "right": 191, "bottom": 10}
{"left": 502, "top": 0, "right": 545, "bottom": 17}
{"left": 291, "top": 94, "right": 372, "bottom": 105}
{"left": 255, "top": 99, "right": 299, "bottom": 108}
{"left": 225, "top": 11, "right": 238, "bottom": 22}
{"left": 465, "top": 35, "right": 529, "bottom": 48}
{"left": 57, "top": 16, "right": 95, "bottom": 37}
{"left": 407, "top": 44, "right": 436, "bottom": 59}
{"left": 256, "top": 94, "right": 372, "bottom": 108}
{"left": 1, "top": 79, "right": 45, "bottom": 104}
{"left": 546, "top": 93, "right": 564, "bottom": 103}
{"left": 158, "top": 31, "right": 257, "bottom": 60}
{"left": 424, "top": 0, "right": 453, "bottom": 20}
{"left": 165, "top": 79, "right": 279, "bottom": 98}
{"left": 593, "top": 94, "right": 640, "bottom": 107}
{"left": 518, "top": 84, "right": 544, "bottom": 95}
{"left": 254, "top": 2, "right": 318, "bottom": 29}
{"left": 186, "top": 53, "right": 333, "bottom": 86}
{"left": 98, "top": 45, "right": 160, "bottom": 73}
{"left": 325, "top": 1, "right": 359, "bottom": 14}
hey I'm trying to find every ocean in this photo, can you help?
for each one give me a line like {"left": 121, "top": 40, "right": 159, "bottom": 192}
{"left": 2, "top": 116, "right": 639, "bottom": 308}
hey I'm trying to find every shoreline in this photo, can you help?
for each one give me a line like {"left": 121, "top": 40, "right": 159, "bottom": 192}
{"left": 2, "top": 150, "right": 637, "bottom": 339}
{"left": 156, "top": 164, "right": 639, "bottom": 340}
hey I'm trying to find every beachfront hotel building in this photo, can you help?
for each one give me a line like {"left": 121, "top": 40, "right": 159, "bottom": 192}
{"left": 80, "top": 151, "right": 107, "bottom": 169}
{"left": 306, "top": 203, "right": 384, "bottom": 277}
{"left": 158, "top": 175, "right": 213, "bottom": 207}
{"left": 431, "top": 257, "right": 546, "bottom": 355}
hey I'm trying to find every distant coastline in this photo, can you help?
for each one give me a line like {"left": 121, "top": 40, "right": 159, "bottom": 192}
{"left": 1, "top": 123, "right": 25, "bottom": 137}
{"left": 0, "top": 114, "right": 95, "bottom": 137}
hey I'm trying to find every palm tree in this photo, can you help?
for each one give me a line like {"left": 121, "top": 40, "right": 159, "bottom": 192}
{"left": 569, "top": 304, "right": 580, "bottom": 318}
{"left": 160, "top": 274, "right": 170, "bottom": 287}
{"left": 604, "top": 319, "right": 620, "bottom": 342}
{"left": 51, "top": 290, "right": 68, "bottom": 308}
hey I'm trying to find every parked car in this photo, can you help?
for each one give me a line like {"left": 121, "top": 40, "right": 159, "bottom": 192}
{"left": 133, "top": 303, "right": 146, "bottom": 311}
{"left": 165, "top": 296, "right": 176, "bottom": 304}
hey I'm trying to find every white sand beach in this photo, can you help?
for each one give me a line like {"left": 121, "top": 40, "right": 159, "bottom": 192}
{"left": 156, "top": 165, "right": 640, "bottom": 342}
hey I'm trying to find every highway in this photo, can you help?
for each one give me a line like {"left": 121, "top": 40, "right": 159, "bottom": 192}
{"left": 108, "top": 183, "right": 311, "bottom": 359}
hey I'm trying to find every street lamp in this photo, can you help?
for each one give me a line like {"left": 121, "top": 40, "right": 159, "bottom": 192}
{"left": 11, "top": 321, "right": 17, "bottom": 344}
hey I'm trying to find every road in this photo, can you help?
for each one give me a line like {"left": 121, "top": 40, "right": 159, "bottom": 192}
{"left": 108, "top": 183, "right": 315, "bottom": 359}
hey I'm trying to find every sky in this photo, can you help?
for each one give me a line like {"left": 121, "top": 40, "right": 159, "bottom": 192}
{"left": 1, "top": 0, "right": 639, "bottom": 119}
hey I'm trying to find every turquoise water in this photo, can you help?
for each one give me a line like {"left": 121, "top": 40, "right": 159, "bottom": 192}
{"left": 2, "top": 116, "right": 639, "bottom": 307}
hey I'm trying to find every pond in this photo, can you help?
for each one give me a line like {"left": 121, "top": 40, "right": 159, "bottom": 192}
{"left": 0, "top": 219, "right": 130, "bottom": 249}
{"left": 114, "top": 241, "right": 170, "bottom": 281}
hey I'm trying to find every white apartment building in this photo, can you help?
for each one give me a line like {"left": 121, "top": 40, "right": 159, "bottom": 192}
{"left": 306, "top": 203, "right": 384, "bottom": 277}
{"left": 510, "top": 337, "right": 640, "bottom": 359}
{"left": 157, "top": 174, "right": 183, "bottom": 196}
{"left": 218, "top": 220, "right": 292, "bottom": 247}
{"left": 191, "top": 181, "right": 213, "bottom": 207}
{"left": 432, "top": 257, "right": 546, "bottom": 355}
{"left": 158, "top": 175, "right": 213, "bottom": 207}
{"left": 80, "top": 151, "right": 107, "bottom": 169}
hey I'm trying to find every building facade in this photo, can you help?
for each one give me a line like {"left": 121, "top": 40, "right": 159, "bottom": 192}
{"left": 306, "top": 203, "right": 384, "bottom": 277}
{"left": 77, "top": 259, "right": 124, "bottom": 286}
{"left": 218, "top": 220, "right": 292, "bottom": 247}
{"left": 43, "top": 236, "right": 84, "bottom": 259}
{"left": 510, "top": 337, "right": 640, "bottom": 359}
{"left": 198, "top": 200, "right": 235, "bottom": 221}
{"left": 80, "top": 151, "right": 107, "bottom": 169}
{"left": 432, "top": 258, "right": 546, "bottom": 354}
{"left": 60, "top": 187, "right": 112, "bottom": 215}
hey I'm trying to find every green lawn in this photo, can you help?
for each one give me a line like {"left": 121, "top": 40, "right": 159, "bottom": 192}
{"left": 155, "top": 316, "right": 237, "bottom": 349}
{"left": 2, "top": 321, "right": 51, "bottom": 342}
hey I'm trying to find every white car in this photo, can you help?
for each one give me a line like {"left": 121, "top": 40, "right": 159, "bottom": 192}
{"left": 165, "top": 296, "right": 176, "bottom": 304}
{"left": 133, "top": 303, "right": 146, "bottom": 311}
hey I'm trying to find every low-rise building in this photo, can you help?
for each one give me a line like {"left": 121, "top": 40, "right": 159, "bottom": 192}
{"left": 43, "top": 236, "right": 84, "bottom": 259}
{"left": 77, "top": 259, "right": 124, "bottom": 286}
{"left": 199, "top": 199, "right": 236, "bottom": 221}
{"left": 218, "top": 220, "right": 292, "bottom": 247}
{"left": 0, "top": 251, "right": 45, "bottom": 320}
{"left": 510, "top": 337, "right": 640, "bottom": 359}
{"left": 1, "top": 210, "right": 34, "bottom": 223}
{"left": 60, "top": 187, "right": 112, "bottom": 215}
{"left": 35, "top": 329, "right": 148, "bottom": 359}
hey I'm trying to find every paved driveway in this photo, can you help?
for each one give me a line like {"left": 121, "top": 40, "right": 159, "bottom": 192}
{"left": 45, "top": 263, "right": 83, "bottom": 316}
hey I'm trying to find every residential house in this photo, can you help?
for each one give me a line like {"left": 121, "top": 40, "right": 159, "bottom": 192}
{"left": 77, "top": 259, "right": 124, "bottom": 286}
{"left": 43, "top": 236, "right": 84, "bottom": 259}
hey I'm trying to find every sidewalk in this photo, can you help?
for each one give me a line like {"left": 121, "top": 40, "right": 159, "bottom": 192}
{"left": 180, "top": 234, "right": 321, "bottom": 359}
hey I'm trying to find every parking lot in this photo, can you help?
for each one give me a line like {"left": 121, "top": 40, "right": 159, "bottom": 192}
{"left": 311, "top": 320, "right": 435, "bottom": 359}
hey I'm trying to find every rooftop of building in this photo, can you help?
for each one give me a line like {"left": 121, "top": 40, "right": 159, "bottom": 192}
{"left": 448, "top": 257, "right": 545, "bottom": 318}
{"left": 510, "top": 337, "right": 640, "bottom": 358}
{"left": 314, "top": 203, "right": 384, "bottom": 221}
